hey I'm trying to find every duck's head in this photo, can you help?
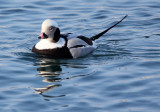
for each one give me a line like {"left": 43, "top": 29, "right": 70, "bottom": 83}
{"left": 38, "top": 19, "right": 60, "bottom": 43}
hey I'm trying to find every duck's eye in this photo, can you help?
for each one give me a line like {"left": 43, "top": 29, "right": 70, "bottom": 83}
{"left": 49, "top": 26, "right": 54, "bottom": 31}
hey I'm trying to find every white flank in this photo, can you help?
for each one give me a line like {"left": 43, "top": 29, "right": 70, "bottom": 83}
{"left": 67, "top": 38, "right": 88, "bottom": 48}
{"left": 70, "top": 46, "right": 96, "bottom": 58}
{"left": 68, "top": 38, "right": 97, "bottom": 58}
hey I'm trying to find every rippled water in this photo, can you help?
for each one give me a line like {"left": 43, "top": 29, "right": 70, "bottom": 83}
{"left": 1, "top": 0, "right": 160, "bottom": 111}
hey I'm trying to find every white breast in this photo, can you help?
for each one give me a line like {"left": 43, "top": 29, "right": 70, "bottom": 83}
{"left": 35, "top": 38, "right": 65, "bottom": 50}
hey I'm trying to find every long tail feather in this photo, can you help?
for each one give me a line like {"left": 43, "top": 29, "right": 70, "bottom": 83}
{"left": 90, "top": 15, "right": 128, "bottom": 41}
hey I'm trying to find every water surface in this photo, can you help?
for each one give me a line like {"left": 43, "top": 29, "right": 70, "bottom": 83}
{"left": 0, "top": 0, "right": 160, "bottom": 112}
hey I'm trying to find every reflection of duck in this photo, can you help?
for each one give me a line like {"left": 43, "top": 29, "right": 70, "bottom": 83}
{"left": 36, "top": 58, "right": 62, "bottom": 82}
{"left": 35, "top": 84, "right": 61, "bottom": 94}
{"left": 34, "top": 58, "right": 95, "bottom": 94}
{"left": 35, "top": 58, "right": 63, "bottom": 94}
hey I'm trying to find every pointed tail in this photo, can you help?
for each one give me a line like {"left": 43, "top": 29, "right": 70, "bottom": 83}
{"left": 90, "top": 15, "right": 128, "bottom": 41}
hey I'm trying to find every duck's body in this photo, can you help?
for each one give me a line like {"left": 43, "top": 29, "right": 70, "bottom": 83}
{"left": 32, "top": 15, "right": 127, "bottom": 58}
{"left": 32, "top": 33, "right": 96, "bottom": 58}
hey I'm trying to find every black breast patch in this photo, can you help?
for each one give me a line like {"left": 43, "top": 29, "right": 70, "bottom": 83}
{"left": 32, "top": 46, "right": 73, "bottom": 59}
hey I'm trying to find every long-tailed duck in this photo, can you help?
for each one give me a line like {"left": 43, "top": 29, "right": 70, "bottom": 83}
{"left": 32, "top": 15, "right": 127, "bottom": 58}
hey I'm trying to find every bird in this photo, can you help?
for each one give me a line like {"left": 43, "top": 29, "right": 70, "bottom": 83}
{"left": 32, "top": 15, "right": 127, "bottom": 59}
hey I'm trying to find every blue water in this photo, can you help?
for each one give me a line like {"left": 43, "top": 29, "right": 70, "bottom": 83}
{"left": 0, "top": 0, "right": 160, "bottom": 111}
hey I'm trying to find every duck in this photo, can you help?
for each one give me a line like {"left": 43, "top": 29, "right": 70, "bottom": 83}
{"left": 32, "top": 15, "right": 127, "bottom": 58}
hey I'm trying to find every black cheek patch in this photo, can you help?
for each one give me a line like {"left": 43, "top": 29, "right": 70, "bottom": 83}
{"left": 43, "top": 33, "right": 48, "bottom": 39}
{"left": 53, "top": 28, "right": 60, "bottom": 42}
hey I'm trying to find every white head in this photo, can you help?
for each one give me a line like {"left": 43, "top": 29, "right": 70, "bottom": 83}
{"left": 38, "top": 19, "right": 60, "bottom": 43}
